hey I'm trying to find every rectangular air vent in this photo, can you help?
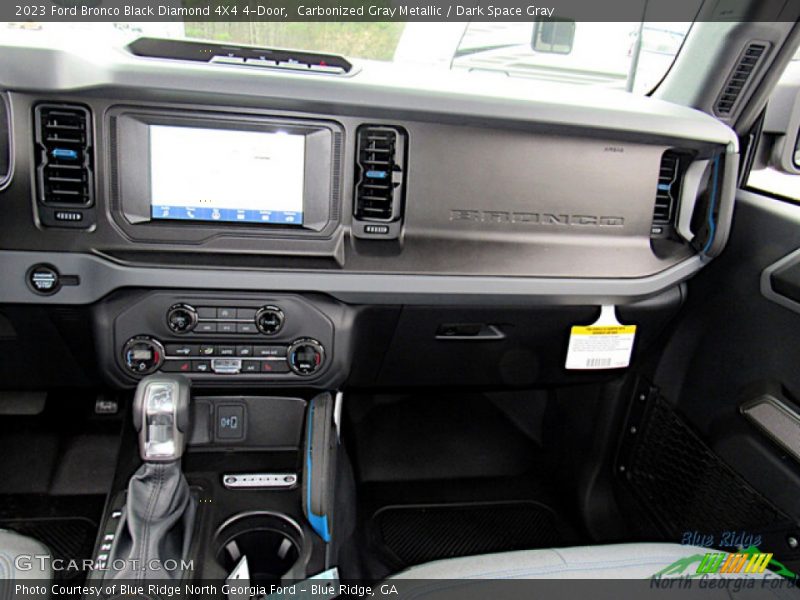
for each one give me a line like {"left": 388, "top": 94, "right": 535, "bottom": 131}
{"left": 353, "top": 125, "right": 406, "bottom": 238}
{"left": 715, "top": 42, "right": 768, "bottom": 116}
{"left": 652, "top": 150, "right": 681, "bottom": 236}
{"left": 35, "top": 104, "right": 94, "bottom": 207}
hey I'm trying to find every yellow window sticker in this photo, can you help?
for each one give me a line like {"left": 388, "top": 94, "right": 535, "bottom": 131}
{"left": 565, "top": 305, "right": 636, "bottom": 370}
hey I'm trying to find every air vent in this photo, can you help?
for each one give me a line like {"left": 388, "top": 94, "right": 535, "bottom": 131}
{"left": 652, "top": 151, "right": 681, "bottom": 236}
{"left": 353, "top": 125, "right": 406, "bottom": 238}
{"left": 35, "top": 104, "right": 94, "bottom": 207}
{"left": 715, "top": 42, "right": 768, "bottom": 116}
{"left": 0, "top": 93, "right": 10, "bottom": 187}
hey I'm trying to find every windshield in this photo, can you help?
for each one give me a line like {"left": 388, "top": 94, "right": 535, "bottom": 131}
{"left": 3, "top": 20, "right": 692, "bottom": 94}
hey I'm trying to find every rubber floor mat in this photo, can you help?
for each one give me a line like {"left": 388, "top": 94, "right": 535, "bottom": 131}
{"left": 373, "top": 501, "right": 564, "bottom": 567}
{"left": 0, "top": 517, "right": 98, "bottom": 582}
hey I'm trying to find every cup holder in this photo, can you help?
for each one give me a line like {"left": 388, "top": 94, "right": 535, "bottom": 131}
{"left": 215, "top": 513, "right": 304, "bottom": 585}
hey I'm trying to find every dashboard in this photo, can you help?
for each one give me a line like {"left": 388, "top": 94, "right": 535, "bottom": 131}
{"left": 0, "top": 38, "right": 740, "bottom": 388}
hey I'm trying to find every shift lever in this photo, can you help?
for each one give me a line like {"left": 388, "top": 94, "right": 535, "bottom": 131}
{"left": 133, "top": 374, "right": 191, "bottom": 462}
{"left": 106, "top": 374, "right": 196, "bottom": 582}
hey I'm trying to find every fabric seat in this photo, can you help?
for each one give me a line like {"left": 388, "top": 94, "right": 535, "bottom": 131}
{"left": 389, "top": 542, "right": 785, "bottom": 580}
{"left": 0, "top": 529, "right": 52, "bottom": 580}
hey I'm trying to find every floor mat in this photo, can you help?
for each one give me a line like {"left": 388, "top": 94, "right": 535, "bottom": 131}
{"left": 0, "top": 517, "right": 97, "bottom": 581}
{"left": 0, "top": 495, "right": 104, "bottom": 583}
{"left": 373, "top": 501, "right": 565, "bottom": 568}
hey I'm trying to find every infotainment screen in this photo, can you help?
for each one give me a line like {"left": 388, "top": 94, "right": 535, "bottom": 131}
{"left": 149, "top": 125, "right": 306, "bottom": 225}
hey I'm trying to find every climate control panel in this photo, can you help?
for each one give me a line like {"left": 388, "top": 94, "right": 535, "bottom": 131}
{"left": 105, "top": 291, "right": 339, "bottom": 386}
{"left": 122, "top": 337, "right": 325, "bottom": 377}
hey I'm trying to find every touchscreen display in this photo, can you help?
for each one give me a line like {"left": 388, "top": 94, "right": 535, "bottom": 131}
{"left": 149, "top": 125, "right": 305, "bottom": 225}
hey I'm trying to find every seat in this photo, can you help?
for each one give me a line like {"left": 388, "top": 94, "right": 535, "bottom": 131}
{"left": 389, "top": 542, "right": 782, "bottom": 580}
{"left": 0, "top": 529, "right": 52, "bottom": 580}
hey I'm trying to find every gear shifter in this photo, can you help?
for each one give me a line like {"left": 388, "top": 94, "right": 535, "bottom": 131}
{"left": 107, "top": 374, "right": 196, "bottom": 582}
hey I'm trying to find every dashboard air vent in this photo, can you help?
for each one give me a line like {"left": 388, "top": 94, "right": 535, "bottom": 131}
{"left": 353, "top": 125, "right": 406, "bottom": 238}
{"left": 35, "top": 104, "right": 94, "bottom": 207}
{"left": 715, "top": 42, "right": 768, "bottom": 116}
{"left": 652, "top": 150, "right": 681, "bottom": 236}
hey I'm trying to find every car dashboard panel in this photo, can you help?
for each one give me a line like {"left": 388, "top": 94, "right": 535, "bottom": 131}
{"left": 0, "top": 38, "right": 738, "bottom": 388}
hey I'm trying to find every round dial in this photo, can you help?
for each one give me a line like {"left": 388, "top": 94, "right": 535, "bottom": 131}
{"left": 166, "top": 303, "right": 198, "bottom": 334}
{"left": 287, "top": 338, "right": 325, "bottom": 376}
{"left": 255, "top": 306, "right": 285, "bottom": 336}
{"left": 122, "top": 336, "right": 165, "bottom": 375}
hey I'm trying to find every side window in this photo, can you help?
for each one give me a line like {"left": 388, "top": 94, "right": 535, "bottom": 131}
{"left": 532, "top": 20, "right": 576, "bottom": 54}
{"left": 746, "top": 48, "right": 800, "bottom": 202}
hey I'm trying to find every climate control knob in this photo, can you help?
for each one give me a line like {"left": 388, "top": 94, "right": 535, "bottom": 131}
{"left": 122, "top": 336, "right": 165, "bottom": 375}
{"left": 166, "top": 303, "right": 198, "bottom": 334}
{"left": 255, "top": 306, "right": 285, "bottom": 335}
{"left": 287, "top": 338, "right": 325, "bottom": 376}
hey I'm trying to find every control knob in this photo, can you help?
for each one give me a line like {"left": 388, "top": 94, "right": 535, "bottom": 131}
{"left": 255, "top": 306, "right": 285, "bottom": 335}
{"left": 166, "top": 303, "right": 198, "bottom": 334}
{"left": 287, "top": 338, "right": 325, "bottom": 376}
{"left": 122, "top": 336, "right": 165, "bottom": 375}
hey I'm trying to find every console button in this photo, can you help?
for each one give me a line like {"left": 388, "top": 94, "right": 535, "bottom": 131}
{"left": 237, "top": 323, "right": 258, "bottom": 334}
{"left": 211, "top": 358, "right": 242, "bottom": 374}
{"left": 255, "top": 306, "right": 285, "bottom": 335}
{"left": 261, "top": 359, "right": 290, "bottom": 374}
{"left": 218, "top": 322, "right": 237, "bottom": 334}
{"left": 254, "top": 345, "right": 286, "bottom": 357}
{"left": 236, "top": 308, "right": 257, "bottom": 320}
{"left": 217, "top": 405, "right": 245, "bottom": 440}
{"left": 28, "top": 264, "right": 60, "bottom": 295}
{"left": 193, "top": 360, "right": 212, "bottom": 373}
{"left": 197, "top": 307, "right": 217, "bottom": 319}
{"left": 196, "top": 322, "right": 217, "bottom": 333}
{"left": 166, "top": 304, "right": 198, "bottom": 334}
{"left": 165, "top": 344, "right": 197, "bottom": 357}
{"left": 218, "top": 346, "right": 236, "bottom": 357}
{"left": 162, "top": 360, "right": 192, "bottom": 373}
{"left": 199, "top": 345, "right": 216, "bottom": 356}
{"left": 217, "top": 307, "right": 237, "bottom": 319}
{"left": 236, "top": 345, "right": 253, "bottom": 357}
{"left": 241, "top": 360, "right": 260, "bottom": 373}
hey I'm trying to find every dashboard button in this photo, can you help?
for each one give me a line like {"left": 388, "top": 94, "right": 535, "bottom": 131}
{"left": 261, "top": 359, "right": 290, "bottom": 374}
{"left": 193, "top": 360, "right": 212, "bottom": 373}
{"left": 236, "top": 345, "right": 253, "bottom": 357}
{"left": 162, "top": 360, "right": 191, "bottom": 373}
{"left": 28, "top": 264, "right": 61, "bottom": 295}
{"left": 199, "top": 345, "right": 216, "bottom": 356}
{"left": 197, "top": 307, "right": 217, "bottom": 319}
{"left": 218, "top": 346, "right": 236, "bottom": 357}
{"left": 218, "top": 322, "right": 237, "bottom": 334}
{"left": 241, "top": 360, "right": 260, "bottom": 373}
{"left": 166, "top": 304, "right": 198, "bottom": 334}
{"left": 196, "top": 322, "right": 217, "bottom": 333}
{"left": 211, "top": 358, "right": 242, "bottom": 374}
{"left": 254, "top": 345, "right": 286, "bottom": 357}
{"left": 165, "top": 344, "right": 197, "bottom": 357}
{"left": 217, "top": 307, "right": 237, "bottom": 319}
{"left": 237, "top": 323, "right": 258, "bottom": 334}
{"left": 236, "top": 308, "right": 257, "bottom": 320}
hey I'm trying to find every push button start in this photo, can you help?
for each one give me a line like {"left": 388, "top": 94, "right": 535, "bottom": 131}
{"left": 27, "top": 264, "right": 60, "bottom": 295}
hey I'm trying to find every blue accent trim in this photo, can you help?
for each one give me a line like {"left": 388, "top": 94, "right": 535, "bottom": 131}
{"left": 702, "top": 155, "right": 721, "bottom": 255}
{"left": 305, "top": 401, "right": 331, "bottom": 543}
{"left": 657, "top": 183, "right": 671, "bottom": 191}
{"left": 365, "top": 170, "right": 388, "bottom": 179}
{"left": 51, "top": 148, "right": 78, "bottom": 160}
